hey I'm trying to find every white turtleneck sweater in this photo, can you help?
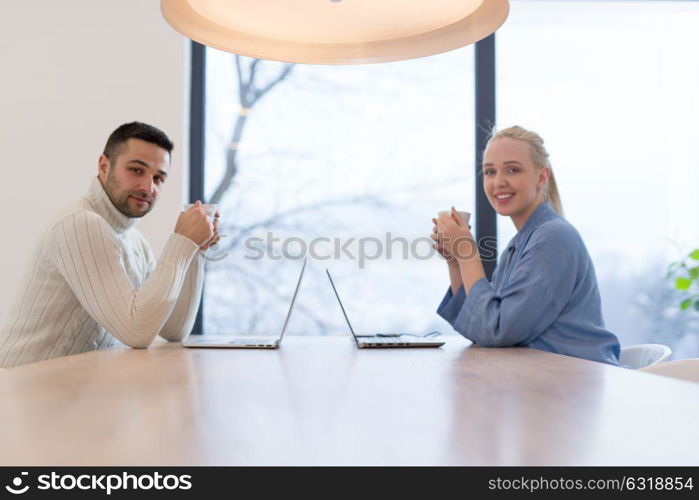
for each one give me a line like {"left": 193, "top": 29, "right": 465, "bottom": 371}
{"left": 0, "top": 177, "right": 204, "bottom": 368}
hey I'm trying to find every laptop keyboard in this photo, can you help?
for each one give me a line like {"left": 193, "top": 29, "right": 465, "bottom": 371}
{"left": 361, "top": 336, "right": 415, "bottom": 344}
{"left": 229, "top": 339, "right": 276, "bottom": 344}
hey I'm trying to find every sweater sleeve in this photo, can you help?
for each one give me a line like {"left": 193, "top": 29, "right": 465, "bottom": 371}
{"left": 158, "top": 252, "right": 205, "bottom": 342}
{"left": 46, "top": 211, "right": 200, "bottom": 348}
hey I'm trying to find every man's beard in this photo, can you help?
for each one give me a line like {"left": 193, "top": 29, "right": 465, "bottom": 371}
{"left": 103, "top": 170, "right": 154, "bottom": 218}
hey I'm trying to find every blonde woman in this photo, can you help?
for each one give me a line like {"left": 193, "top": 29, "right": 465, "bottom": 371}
{"left": 432, "top": 126, "right": 621, "bottom": 365}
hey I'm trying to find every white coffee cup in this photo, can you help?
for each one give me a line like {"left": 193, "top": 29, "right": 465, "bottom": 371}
{"left": 438, "top": 210, "right": 471, "bottom": 225}
{"left": 183, "top": 203, "right": 218, "bottom": 220}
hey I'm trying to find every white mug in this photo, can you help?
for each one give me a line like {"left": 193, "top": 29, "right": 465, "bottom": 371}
{"left": 183, "top": 203, "right": 218, "bottom": 220}
{"left": 438, "top": 210, "right": 471, "bottom": 225}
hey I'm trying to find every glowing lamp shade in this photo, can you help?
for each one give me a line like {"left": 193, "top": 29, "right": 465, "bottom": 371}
{"left": 161, "top": 0, "right": 510, "bottom": 64}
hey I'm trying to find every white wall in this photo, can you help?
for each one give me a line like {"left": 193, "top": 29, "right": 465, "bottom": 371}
{"left": 0, "top": 0, "right": 189, "bottom": 325}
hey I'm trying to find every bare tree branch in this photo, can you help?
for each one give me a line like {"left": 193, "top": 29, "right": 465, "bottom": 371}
{"left": 208, "top": 113, "right": 245, "bottom": 205}
{"left": 253, "top": 63, "right": 294, "bottom": 102}
{"left": 208, "top": 58, "right": 295, "bottom": 206}
{"left": 219, "top": 194, "right": 394, "bottom": 252}
{"left": 234, "top": 56, "right": 246, "bottom": 106}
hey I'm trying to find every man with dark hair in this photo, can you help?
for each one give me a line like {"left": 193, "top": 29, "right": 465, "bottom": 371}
{"left": 103, "top": 121, "right": 174, "bottom": 162}
{"left": 99, "top": 122, "right": 175, "bottom": 219}
{"left": 0, "top": 122, "right": 218, "bottom": 367}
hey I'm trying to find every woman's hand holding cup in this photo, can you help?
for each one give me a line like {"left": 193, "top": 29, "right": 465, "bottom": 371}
{"left": 435, "top": 207, "right": 475, "bottom": 263}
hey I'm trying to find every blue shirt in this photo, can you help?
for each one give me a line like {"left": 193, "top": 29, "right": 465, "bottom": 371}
{"left": 437, "top": 202, "right": 621, "bottom": 366}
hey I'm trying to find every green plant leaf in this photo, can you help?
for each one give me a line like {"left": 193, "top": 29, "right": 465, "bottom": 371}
{"left": 690, "top": 267, "right": 699, "bottom": 280}
{"left": 681, "top": 298, "right": 692, "bottom": 310}
{"left": 676, "top": 277, "right": 692, "bottom": 290}
{"left": 690, "top": 249, "right": 699, "bottom": 260}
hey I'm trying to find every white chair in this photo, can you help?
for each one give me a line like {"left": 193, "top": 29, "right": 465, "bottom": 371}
{"left": 619, "top": 343, "right": 672, "bottom": 369}
{"left": 639, "top": 359, "right": 699, "bottom": 384}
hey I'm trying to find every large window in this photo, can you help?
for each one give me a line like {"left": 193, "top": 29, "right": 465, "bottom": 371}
{"left": 195, "top": 1, "right": 699, "bottom": 358}
{"left": 203, "top": 48, "right": 475, "bottom": 336}
{"left": 497, "top": 0, "right": 699, "bottom": 357}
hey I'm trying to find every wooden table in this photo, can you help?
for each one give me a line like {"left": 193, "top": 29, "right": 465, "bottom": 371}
{"left": 1, "top": 335, "right": 698, "bottom": 466}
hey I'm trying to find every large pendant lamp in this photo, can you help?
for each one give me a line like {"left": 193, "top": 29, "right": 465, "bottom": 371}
{"left": 161, "top": 0, "right": 510, "bottom": 64}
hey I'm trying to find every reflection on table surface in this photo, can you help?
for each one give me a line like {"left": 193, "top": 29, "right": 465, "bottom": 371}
{"left": 1, "top": 335, "right": 698, "bottom": 466}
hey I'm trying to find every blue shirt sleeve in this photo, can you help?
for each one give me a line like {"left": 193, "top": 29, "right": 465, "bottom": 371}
{"left": 448, "top": 224, "right": 580, "bottom": 347}
{"left": 437, "top": 285, "right": 466, "bottom": 325}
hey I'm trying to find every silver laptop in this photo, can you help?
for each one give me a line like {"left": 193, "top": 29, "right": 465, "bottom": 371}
{"left": 183, "top": 258, "right": 307, "bottom": 349}
{"left": 325, "top": 269, "right": 444, "bottom": 348}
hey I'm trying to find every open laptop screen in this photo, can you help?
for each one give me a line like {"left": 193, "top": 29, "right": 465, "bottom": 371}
{"left": 325, "top": 269, "right": 360, "bottom": 346}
